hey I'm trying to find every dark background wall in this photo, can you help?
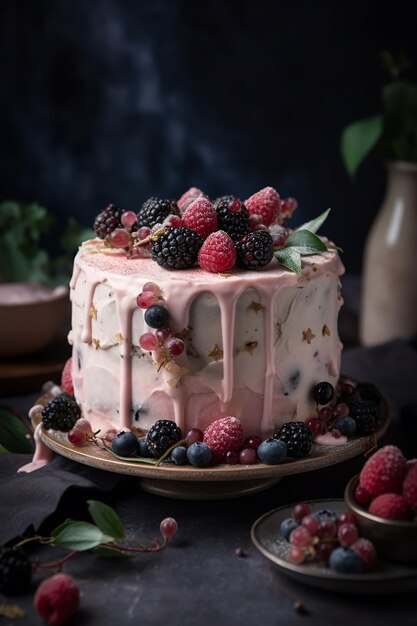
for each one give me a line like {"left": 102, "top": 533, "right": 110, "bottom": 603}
{"left": 1, "top": 0, "right": 416, "bottom": 273}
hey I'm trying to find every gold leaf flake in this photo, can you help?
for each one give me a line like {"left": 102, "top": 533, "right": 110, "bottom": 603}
{"left": 116, "top": 332, "right": 124, "bottom": 345}
{"left": 0, "top": 602, "right": 26, "bottom": 618}
{"left": 322, "top": 324, "right": 331, "bottom": 336}
{"left": 89, "top": 305, "right": 98, "bottom": 320}
{"left": 218, "top": 273, "right": 233, "bottom": 278}
{"left": 244, "top": 341, "right": 258, "bottom": 355}
{"left": 302, "top": 328, "right": 316, "bottom": 344}
{"left": 208, "top": 344, "right": 223, "bottom": 361}
{"left": 167, "top": 376, "right": 181, "bottom": 388}
{"left": 92, "top": 338, "right": 101, "bottom": 349}
{"left": 248, "top": 301, "right": 264, "bottom": 313}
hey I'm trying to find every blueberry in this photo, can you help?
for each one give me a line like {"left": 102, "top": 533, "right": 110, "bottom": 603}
{"left": 313, "top": 382, "right": 334, "bottom": 405}
{"left": 144, "top": 304, "right": 169, "bottom": 329}
{"left": 137, "top": 437, "right": 152, "bottom": 457}
{"left": 334, "top": 416, "right": 356, "bottom": 437}
{"left": 280, "top": 517, "right": 299, "bottom": 541}
{"left": 329, "top": 547, "right": 363, "bottom": 573}
{"left": 170, "top": 445, "right": 189, "bottom": 466}
{"left": 186, "top": 442, "right": 212, "bottom": 467}
{"left": 257, "top": 438, "right": 287, "bottom": 464}
{"left": 112, "top": 431, "right": 138, "bottom": 457}
{"left": 313, "top": 509, "right": 337, "bottom": 524}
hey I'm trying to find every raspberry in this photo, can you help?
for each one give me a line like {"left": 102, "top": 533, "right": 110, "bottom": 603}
{"left": 359, "top": 445, "right": 407, "bottom": 497}
{"left": 146, "top": 419, "right": 183, "bottom": 458}
{"left": 198, "top": 230, "right": 237, "bottom": 273}
{"left": 214, "top": 196, "right": 250, "bottom": 242}
{"left": 368, "top": 493, "right": 411, "bottom": 521}
{"left": 402, "top": 463, "right": 417, "bottom": 512}
{"left": 41, "top": 393, "right": 81, "bottom": 432}
{"left": 273, "top": 422, "right": 313, "bottom": 458}
{"left": 93, "top": 203, "right": 124, "bottom": 238}
{"left": 34, "top": 573, "right": 79, "bottom": 626}
{"left": 60, "top": 358, "right": 73, "bottom": 395}
{"left": 137, "top": 197, "right": 180, "bottom": 229}
{"left": 177, "top": 187, "right": 207, "bottom": 211}
{"left": 235, "top": 230, "right": 274, "bottom": 270}
{"left": 203, "top": 416, "right": 243, "bottom": 464}
{"left": 151, "top": 227, "right": 203, "bottom": 270}
{"left": 245, "top": 186, "right": 281, "bottom": 227}
{"left": 0, "top": 546, "right": 32, "bottom": 595}
{"left": 182, "top": 197, "right": 217, "bottom": 239}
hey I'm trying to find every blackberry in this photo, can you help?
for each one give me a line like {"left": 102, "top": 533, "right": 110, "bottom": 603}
{"left": 146, "top": 419, "right": 183, "bottom": 458}
{"left": 356, "top": 382, "right": 381, "bottom": 404}
{"left": 273, "top": 421, "right": 313, "bottom": 458}
{"left": 214, "top": 195, "right": 250, "bottom": 242}
{"left": 152, "top": 227, "right": 203, "bottom": 269}
{"left": 0, "top": 547, "right": 32, "bottom": 595}
{"left": 348, "top": 400, "right": 379, "bottom": 435}
{"left": 41, "top": 393, "right": 81, "bottom": 432}
{"left": 137, "top": 197, "right": 179, "bottom": 229}
{"left": 93, "top": 203, "right": 124, "bottom": 238}
{"left": 235, "top": 230, "right": 274, "bottom": 270}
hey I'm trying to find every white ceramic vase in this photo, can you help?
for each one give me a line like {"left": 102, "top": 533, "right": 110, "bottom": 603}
{"left": 360, "top": 161, "right": 417, "bottom": 346}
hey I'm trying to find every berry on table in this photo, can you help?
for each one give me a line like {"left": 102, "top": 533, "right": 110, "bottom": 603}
{"left": 34, "top": 573, "right": 79, "bottom": 626}
{"left": 214, "top": 195, "right": 250, "bottom": 242}
{"left": 245, "top": 186, "right": 281, "bottom": 227}
{"left": 137, "top": 197, "right": 180, "bottom": 229}
{"left": 198, "top": 230, "right": 237, "bottom": 273}
{"left": 160, "top": 517, "right": 178, "bottom": 539}
{"left": 144, "top": 304, "right": 170, "bottom": 329}
{"left": 152, "top": 226, "right": 203, "bottom": 270}
{"left": 359, "top": 444, "right": 407, "bottom": 497}
{"left": 329, "top": 546, "right": 363, "bottom": 573}
{"left": 42, "top": 394, "right": 81, "bottom": 432}
{"left": 93, "top": 203, "right": 124, "bottom": 238}
{"left": 257, "top": 438, "right": 287, "bottom": 464}
{"left": 235, "top": 230, "right": 274, "bottom": 270}
{"left": 186, "top": 441, "right": 212, "bottom": 467}
{"left": 312, "top": 382, "right": 334, "bottom": 405}
{"left": 273, "top": 422, "right": 313, "bottom": 458}
{"left": 146, "top": 420, "right": 183, "bottom": 458}
{"left": 182, "top": 197, "right": 217, "bottom": 239}
{"left": 203, "top": 416, "right": 243, "bottom": 464}
{"left": 0, "top": 546, "right": 32, "bottom": 595}
{"left": 112, "top": 431, "right": 138, "bottom": 457}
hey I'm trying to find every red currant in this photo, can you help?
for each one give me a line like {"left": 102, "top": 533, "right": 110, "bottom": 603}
{"left": 317, "top": 519, "right": 337, "bottom": 540}
{"left": 67, "top": 428, "right": 87, "bottom": 447}
{"left": 243, "top": 435, "right": 262, "bottom": 450}
{"left": 160, "top": 517, "right": 178, "bottom": 539}
{"left": 225, "top": 450, "right": 239, "bottom": 465}
{"left": 338, "top": 512, "right": 357, "bottom": 526}
{"left": 238, "top": 448, "right": 258, "bottom": 464}
{"left": 186, "top": 428, "right": 204, "bottom": 444}
{"left": 306, "top": 418, "right": 321, "bottom": 436}
{"left": 136, "top": 291, "right": 159, "bottom": 309}
{"left": 289, "top": 546, "right": 305, "bottom": 564}
{"left": 293, "top": 503, "right": 311, "bottom": 521}
{"left": 301, "top": 514, "right": 320, "bottom": 535}
{"left": 334, "top": 402, "right": 349, "bottom": 417}
{"left": 352, "top": 538, "right": 376, "bottom": 571}
{"left": 290, "top": 526, "right": 312, "bottom": 548}
{"left": 121, "top": 211, "right": 137, "bottom": 228}
{"left": 110, "top": 228, "right": 131, "bottom": 248}
{"left": 139, "top": 332, "right": 158, "bottom": 351}
{"left": 337, "top": 523, "right": 358, "bottom": 546}
{"left": 164, "top": 337, "right": 185, "bottom": 357}
{"left": 318, "top": 407, "right": 333, "bottom": 422}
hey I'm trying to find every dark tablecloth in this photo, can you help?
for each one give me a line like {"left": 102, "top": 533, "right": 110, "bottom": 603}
{"left": 1, "top": 340, "right": 417, "bottom": 626}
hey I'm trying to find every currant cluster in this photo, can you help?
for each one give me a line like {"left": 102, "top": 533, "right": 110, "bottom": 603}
{"left": 281, "top": 503, "right": 377, "bottom": 573}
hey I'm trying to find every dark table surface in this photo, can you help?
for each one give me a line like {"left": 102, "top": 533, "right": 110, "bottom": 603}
{"left": 1, "top": 278, "right": 417, "bottom": 625}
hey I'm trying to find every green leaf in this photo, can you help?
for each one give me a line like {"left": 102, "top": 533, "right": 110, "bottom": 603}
{"left": 87, "top": 501, "right": 124, "bottom": 540}
{"left": 0, "top": 407, "right": 33, "bottom": 453}
{"left": 51, "top": 521, "right": 114, "bottom": 551}
{"left": 103, "top": 442, "right": 158, "bottom": 464}
{"left": 297, "top": 209, "right": 331, "bottom": 234}
{"left": 274, "top": 248, "right": 302, "bottom": 274}
{"left": 50, "top": 519, "right": 75, "bottom": 539}
{"left": 340, "top": 114, "right": 383, "bottom": 178}
{"left": 285, "top": 229, "right": 328, "bottom": 252}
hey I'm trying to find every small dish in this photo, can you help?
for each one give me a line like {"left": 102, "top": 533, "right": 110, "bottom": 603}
{"left": 251, "top": 499, "right": 417, "bottom": 594}
{"left": 344, "top": 475, "right": 417, "bottom": 564}
{"left": 0, "top": 283, "right": 69, "bottom": 357}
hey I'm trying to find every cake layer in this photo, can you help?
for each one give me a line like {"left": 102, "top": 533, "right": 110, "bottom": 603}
{"left": 69, "top": 240, "right": 344, "bottom": 437}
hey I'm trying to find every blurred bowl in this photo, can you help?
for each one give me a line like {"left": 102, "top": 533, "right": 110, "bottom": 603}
{"left": 345, "top": 475, "right": 417, "bottom": 564}
{"left": 0, "top": 283, "right": 69, "bottom": 357}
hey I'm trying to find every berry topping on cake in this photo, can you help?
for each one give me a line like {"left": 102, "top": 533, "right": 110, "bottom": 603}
{"left": 203, "top": 416, "right": 243, "bottom": 464}
{"left": 60, "top": 357, "right": 73, "bottom": 395}
{"left": 280, "top": 197, "right": 298, "bottom": 219}
{"left": 144, "top": 304, "right": 170, "bottom": 329}
{"left": 137, "top": 197, "right": 180, "bottom": 229}
{"left": 182, "top": 197, "right": 217, "bottom": 239}
{"left": 186, "top": 441, "right": 212, "bottom": 467}
{"left": 41, "top": 394, "right": 81, "bottom": 432}
{"left": 112, "top": 431, "right": 138, "bottom": 457}
{"left": 214, "top": 195, "right": 250, "bottom": 242}
{"left": 402, "top": 463, "right": 417, "bottom": 512}
{"left": 313, "top": 381, "right": 335, "bottom": 405}
{"left": 235, "top": 230, "right": 274, "bottom": 270}
{"left": 368, "top": 493, "right": 411, "bottom": 520}
{"left": 359, "top": 445, "right": 407, "bottom": 497}
{"left": 348, "top": 400, "right": 379, "bottom": 435}
{"left": 177, "top": 186, "right": 207, "bottom": 211}
{"left": 257, "top": 438, "right": 287, "bottom": 464}
{"left": 198, "top": 230, "right": 237, "bottom": 273}
{"left": 34, "top": 573, "right": 79, "bottom": 626}
{"left": 245, "top": 186, "right": 281, "bottom": 227}
{"left": 93, "top": 203, "right": 124, "bottom": 239}
{"left": 273, "top": 421, "right": 313, "bottom": 458}
{"left": 146, "top": 419, "right": 183, "bottom": 458}
{"left": 0, "top": 546, "right": 32, "bottom": 595}
{"left": 151, "top": 226, "right": 203, "bottom": 269}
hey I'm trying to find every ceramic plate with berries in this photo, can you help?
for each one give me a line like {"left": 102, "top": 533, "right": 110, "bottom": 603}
{"left": 251, "top": 499, "right": 417, "bottom": 594}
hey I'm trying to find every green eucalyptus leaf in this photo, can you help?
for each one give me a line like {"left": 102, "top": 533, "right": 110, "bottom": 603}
{"left": 285, "top": 229, "right": 328, "bottom": 252}
{"left": 50, "top": 519, "right": 75, "bottom": 539}
{"left": 51, "top": 521, "right": 114, "bottom": 551}
{"left": 103, "top": 442, "right": 158, "bottom": 464}
{"left": 340, "top": 114, "right": 383, "bottom": 178}
{"left": 0, "top": 407, "right": 33, "bottom": 453}
{"left": 87, "top": 500, "right": 124, "bottom": 540}
{"left": 274, "top": 248, "right": 302, "bottom": 275}
{"left": 297, "top": 209, "right": 330, "bottom": 234}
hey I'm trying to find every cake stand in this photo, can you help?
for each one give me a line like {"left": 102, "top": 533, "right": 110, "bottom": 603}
{"left": 38, "top": 404, "right": 389, "bottom": 500}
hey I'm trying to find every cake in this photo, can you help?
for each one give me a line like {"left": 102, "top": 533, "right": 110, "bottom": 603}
{"left": 67, "top": 188, "right": 344, "bottom": 440}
